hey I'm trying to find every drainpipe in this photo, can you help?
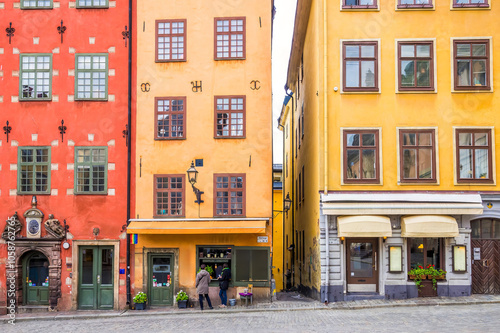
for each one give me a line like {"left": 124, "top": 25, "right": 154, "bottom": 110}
{"left": 285, "top": 87, "right": 295, "bottom": 287}
{"left": 323, "top": 0, "right": 328, "bottom": 195}
{"left": 277, "top": 122, "right": 286, "bottom": 291}
{"left": 126, "top": 0, "right": 133, "bottom": 308}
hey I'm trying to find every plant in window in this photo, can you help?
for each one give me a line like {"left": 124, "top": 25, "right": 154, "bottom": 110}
{"left": 197, "top": 265, "right": 215, "bottom": 278}
{"left": 408, "top": 265, "right": 427, "bottom": 290}
{"left": 426, "top": 264, "right": 446, "bottom": 290}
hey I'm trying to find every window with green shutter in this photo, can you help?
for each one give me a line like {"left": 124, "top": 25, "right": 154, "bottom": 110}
{"left": 18, "top": 147, "right": 51, "bottom": 194}
{"left": 75, "top": 147, "right": 108, "bottom": 194}
{"left": 20, "top": 54, "right": 52, "bottom": 101}
{"left": 233, "top": 247, "right": 270, "bottom": 286}
{"left": 21, "top": 0, "right": 53, "bottom": 9}
{"left": 75, "top": 54, "right": 108, "bottom": 101}
{"left": 76, "top": 0, "right": 109, "bottom": 8}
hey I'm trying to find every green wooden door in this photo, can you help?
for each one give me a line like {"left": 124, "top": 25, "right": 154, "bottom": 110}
{"left": 148, "top": 255, "right": 173, "bottom": 306}
{"left": 78, "top": 246, "right": 114, "bottom": 310}
{"left": 23, "top": 252, "right": 50, "bottom": 305}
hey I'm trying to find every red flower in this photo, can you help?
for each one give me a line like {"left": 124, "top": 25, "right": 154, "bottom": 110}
{"left": 419, "top": 266, "right": 423, "bottom": 269}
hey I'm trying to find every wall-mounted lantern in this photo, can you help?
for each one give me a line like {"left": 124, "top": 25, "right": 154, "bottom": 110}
{"left": 187, "top": 161, "right": 204, "bottom": 204}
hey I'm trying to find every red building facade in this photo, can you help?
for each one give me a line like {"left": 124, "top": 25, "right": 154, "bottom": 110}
{"left": 0, "top": 1, "right": 129, "bottom": 313}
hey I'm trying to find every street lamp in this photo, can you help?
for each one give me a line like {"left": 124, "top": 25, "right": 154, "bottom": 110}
{"left": 284, "top": 193, "right": 292, "bottom": 215}
{"left": 187, "top": 161, "right": 204, "bottom": 204}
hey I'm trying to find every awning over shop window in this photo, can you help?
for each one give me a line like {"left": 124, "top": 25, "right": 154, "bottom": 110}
{"left": 401, "top": 215, "right": 459, "bottom": 238}
{"left": 337, "top": 215, "right": 392, "bottom": 237}
{"left": 127, "top": 219, "right": 268, "bottom": 235}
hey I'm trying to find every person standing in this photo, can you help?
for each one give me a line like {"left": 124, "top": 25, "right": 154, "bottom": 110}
{"left": 195, "top": 264, "right": 213, "bottom": 310}
{"left": 218, "top": 263, "right": 231, "bottom": 308}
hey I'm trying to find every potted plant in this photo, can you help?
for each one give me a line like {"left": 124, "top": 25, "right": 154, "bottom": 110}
{"left": 426, "top": 265, "right": 447, "bottom": 291}
{"left": 175, "top": 290, "right": 189, "bottom": 308}
{"left": 133, "top": 292, "right": 147, "bottom": 310}
{"left": 408, "top": 265, "right": 427, "bottom": 291}
{"left": 197, "top": 265, "right": 215, "bottom": 278}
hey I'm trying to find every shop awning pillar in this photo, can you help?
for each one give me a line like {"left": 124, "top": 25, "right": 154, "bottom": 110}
{"left": 337, "top": 215, "right": 392, "bottom": 237}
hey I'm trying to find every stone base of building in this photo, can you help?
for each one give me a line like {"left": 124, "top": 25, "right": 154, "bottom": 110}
{"left": 320, "top": 285, "right": 344, "bottom": 302}
{"left": 385, "top": 284, "right": 471, "bottom": 300}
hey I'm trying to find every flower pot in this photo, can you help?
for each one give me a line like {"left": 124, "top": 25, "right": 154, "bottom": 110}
{"left": 177, "top": 300, "right": 188, "bottom": 309}
{"left": 418, "top": 280, "right": 437, "bottom": 297}
{"left": 429, "top": 274, "right": 446, "bottom": 280}
{"left": 408, "top": 274, "right": 425, "bottom": 280}
{"left": 135, "top": 303, "right": 146, "bottom": 310}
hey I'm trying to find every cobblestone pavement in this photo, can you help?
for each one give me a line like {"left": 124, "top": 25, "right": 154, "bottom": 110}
{"left": 4, "top": 303, "right": 500, "bottom": 333}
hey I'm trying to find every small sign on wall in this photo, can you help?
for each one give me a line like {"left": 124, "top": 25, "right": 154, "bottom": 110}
{"left": 474, "top": 248, "right": 481, "bottom": 261}
{"left": 257, "top": 236, "right": 268, "bottom": 243}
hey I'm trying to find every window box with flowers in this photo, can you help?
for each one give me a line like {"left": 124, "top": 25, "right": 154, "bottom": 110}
{"left": 408, "top": 265, "right": 446, "bottom": 297}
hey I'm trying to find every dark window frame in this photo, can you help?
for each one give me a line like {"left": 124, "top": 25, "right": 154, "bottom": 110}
{"left": 214, "top": 95, "right": 246, "bottom": 139}
{"left": 398, "top": 41, "right": 434, "bottom": 91}
{"left": 153, "top": 174, "right": 186, "bottom": 218}
{"left": 214, "top": 17, "right": 246, "bottom": 60}
{"left": 397, "top": 0, "right": 433, "bottom": 8}
{"left": 342, "top": 0, "right": 378, "bottom": 9}
{"left": 399, "top": 129, "right": 436, "bottom": 183}
{"left": 453, "top": 0, "right": 489, "bottom": 8}
{"left": 407, "top": 238, "right": 445, "bottom": 272}
{"left": 453, "top": 39, "right": 491, "bottom": 91}
{"left": 343, "top": 129, "right": 380, "bottom": 184}
{"left": 455, "top": 128, "right": 493, "bottom": 184}
{"left": 342, "top": 41, "right": 379, "bottom": 92}
{"left": 471, "top": 219, "right": 500, "bottom": 239}
{"left": 213, "top": 173, "right": 246, "bottom": 217}
{"left": 154, "top": 96, "right": 186, "bottom": 140}
{"left": 155, "top": 19, "right": 187, "bottom": 63}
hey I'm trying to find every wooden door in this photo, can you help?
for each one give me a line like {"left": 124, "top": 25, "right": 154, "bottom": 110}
{"left": 148, "top": 255, "right": 173, "bottom": 306}
{"left": 471, "top": 240, "right": 500, "bottom": 294}
{"left": 78, "top": 246, "right": 114, "bottom": 309}
{"left": 346, "top": 238, "right": 378, "bottom": 292}
{"left": 23, "top": 252, "right": 50, "bottom": 305}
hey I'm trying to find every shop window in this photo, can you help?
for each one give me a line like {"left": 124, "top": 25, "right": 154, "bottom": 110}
{"left": 197, "top": 246, "right": 232, "bottom": 283}
{"left": 154, "top": 174, "right": 185, "bottom": 217}
{"left": 343, "top": 41, "right": 379, "bottom": 92}
{"left": 155, "top": 97, "right": 186, "bottom": 139}
{"left": 343, "top": 129, "right": 380, "bottom": 184}
{"left": 455, "top": 129, "right": 493, "bottom": 183}
{"left": 453, "top": 40, "right": 490, "bottom": 91}
{"left": 214, "top": 17, "right": 245, "bottom": 60}
{"left": 75, "top": 147, "right": 108, "bottom": 194}
{"left": 21, "top": 1, "right": 52, "bottom": 9}
{"left": 408, "top": 238, "right": 443, "bottom": 270}
{"left": 471, "top": 219, "right": 500, "bottom": 239}
{"left": 75, "top": 54, "right": 108, "bottom": 100}
{"left": 20, "top": 54, "right": 52, "bottom": 101}
{"left": 399, "top": 129, "right": 436, "bottom": 183}
{"left": 156, "top": 19, "right": 186, "bottom": 62}
{"left": 18, "top": 147, "right": 51, "bottom": 194}
{"left": 233, "top": 247, "right": 269, "bottom": 286}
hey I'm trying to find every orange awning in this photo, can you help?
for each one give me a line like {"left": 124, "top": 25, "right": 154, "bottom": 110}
{"left": 127, "top": 219, "right": 268, "bottom": 235}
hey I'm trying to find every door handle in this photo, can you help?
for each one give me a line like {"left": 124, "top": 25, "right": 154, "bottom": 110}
{"left": 97, "top": 275, "right": 101, "bottom": 284}
{"left": 483, "top": 259, "right": 489, "bottom": 268}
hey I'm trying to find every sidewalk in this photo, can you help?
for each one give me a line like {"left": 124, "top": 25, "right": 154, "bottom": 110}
{"left": 3, "top": 293, "right": 500, "bottom": 324}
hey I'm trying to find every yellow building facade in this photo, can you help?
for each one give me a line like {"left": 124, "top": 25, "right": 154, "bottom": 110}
{"left": 281, "top": 0, "right": 499, "bottom": 302}
{"left": 130, "top": 0, "right": 274, "bottom": 306}
{"left": 272, "top": 164, "right": 284, "bottom": 292}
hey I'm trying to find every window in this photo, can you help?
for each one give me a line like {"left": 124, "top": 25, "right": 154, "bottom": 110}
{"left": 298, "top": 117, "right": 301, "bottom": 148}
{"left": 453, "top": 0, "right": 489, "bottom": 8}
{"left": 75, "top": 54, "right": 108, "bottom": 100}
{"left": 75, "top": 147, "right": 107, "bottom": 194}
{"left": 214, "top": 17, "right": 245, "bottom": 60}
{"left": 399, "top": 129, "right": 436, "bottom": 183}
{"left": 156, "top": 20, "right": 186, "bottom": 62}
{"left": 18, "top": 147, "right": 50, "bottom": 194}
{"left": 398, "top": 0, "right": 432, "bottom": 8}
{"left": 233, "top": 247, "right": 270, "bottom": 286}
{"left": 398, "top": 42, "right": 434, "bottom": 91}
{"left": 214, "top": 96, "right": 245, "bottom": 138}
{"left": 408, "top": 238, "right": 443, "bottom": 270}
{"left": 471, "top": 219, "right": 500, "bottom": 239}
{"left": 154, "top": 175, "right": 185, "bottom": 217}
{"left": 301, "top": 103, "right": 304, "bottom": 138}
{"left": 155, "top": 97, "right": 186, "bottom": 139}
{"left": 20, "top": 54, "right": 52, "bottom": 101}
{"left": 76, "top": 0, "right": 108, "bottom": 8}
{"left": 285, "top": 153, "right": 288, "bottom": 178}
{"left": 456, "top": 129, "right": 493, "bottom": 183}
{"left": 301, "top": 166, "right": 305, "bottom": 201}
{"left": 343, "top": 0, "right": 377, "bottom": 9}
{"left": 343, "top": 130, "right": 380, "bottom": 183}
{"left": 197, "top": 246, "right": 232, "bottom": 283}
{"left": 214, "top": 174, "right": 245, "bottom": 216}
{"left": 454, "top": 40, "right": 490, "bottom": 91}
{"left": 298, "top": 172, "right": 301, "bottom": 206}
{"left": 21, "top": 0, "right": 52, "bottom": 9}
{"left": 343, "top": 42, "right": 378, "bottom": 92}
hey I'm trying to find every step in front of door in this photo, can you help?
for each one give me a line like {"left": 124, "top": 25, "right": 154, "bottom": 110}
{"left": 346, "top": 292, "right": 385, "bottom": 302}
{"left": 17, "top": 305, "right": 50, "bottom": 314}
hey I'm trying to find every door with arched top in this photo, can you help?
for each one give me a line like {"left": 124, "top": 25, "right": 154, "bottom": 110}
{"left": 23, "top": 252, "right": 50, "bottom": 305}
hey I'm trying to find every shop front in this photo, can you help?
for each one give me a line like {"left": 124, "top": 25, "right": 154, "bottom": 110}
{"left": 319, "top": 192, "right": 484, "bottom": 302}
{"left": 128, "top": 218, "right": 272, "bottom": 307}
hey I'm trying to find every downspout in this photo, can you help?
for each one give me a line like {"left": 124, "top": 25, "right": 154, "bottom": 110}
{"left": 126, "top": 0, "right": 133, "bottom": 308}
{"left": 323, "top": 0, "right": 329, "bottom": 304}
{"left": 277, "top": 122, "right": 286, "bottom": 291}
{"left": 285, "top": 88, "right": 295, "bottom": 287}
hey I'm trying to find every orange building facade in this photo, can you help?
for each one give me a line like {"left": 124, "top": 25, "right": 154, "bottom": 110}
{"left": 0, "top": 1, "right": 129, "bottom": 313}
